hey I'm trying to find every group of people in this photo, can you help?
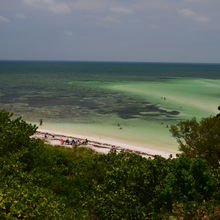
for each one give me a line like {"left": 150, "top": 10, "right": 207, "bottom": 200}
{"left": 109, "top": 146, "right": 117, "bottom": 153}
{"left": 60, "top": 138, "right": 88, "bottom": 146}
{"left": 109, "top": 146, "right": 125, "bottom": 154}
{"left": 42, "top": 131, "right": 89, "bottom": 147}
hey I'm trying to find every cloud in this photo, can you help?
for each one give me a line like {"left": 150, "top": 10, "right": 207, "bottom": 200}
{"left": 23, "top": 0, "right": 54, "bottom": 5}
{"left": 23, "top": 0, "right": 136, "bottom": 15}
{"left": 48, "top": 2, "right": 71, "bottom": 13}
{"left": 23, "top": 0, "right": 54, "bottom": 7}
{"left": 179, "top": 8, "right": 210, "bottom": 23}
{"left": 23, "top": 0, "right": 69, "bottom": 13}
{"left": 110, "top": 7, "right": 133, "bottom": 14}
{"left": 22, "top": 0, "right": 212, "bottom": 26}
{"left": 184, "top": 0, "right": 208, "bottom": 2}
{"left": 0, "top": 15, "right": 10, "bottom": 23}
{"left": 23, "top": 0, "right": 70, "bottom": 13}
{"left": 180, "top": 8, "right": 195, "bottom": 17}
{"left": 104, "top": 15, "right": 121, "bottom": 24}
{"left": 71, "top": 0, "right": 109, "bottom": 11}
{"left": 15, "top": 13, "right": 27, "bottom": 19}
{"left": 64, "top": 31, "right": 73, "bottom": 37}
{"left": 23, "top": 0, "right": 109, "bottom": 13}
{"left": 194, "top": 15, "right": 210, "bottom": 23}
{"left": 132, "top": 1, "right": 172, "bottom": 12}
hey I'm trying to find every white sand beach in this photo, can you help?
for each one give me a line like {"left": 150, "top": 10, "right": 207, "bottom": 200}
{"left": 34, "top": 127, "right": 178, "bottom": 158}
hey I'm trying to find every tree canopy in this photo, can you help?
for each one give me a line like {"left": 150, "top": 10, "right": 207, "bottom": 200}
{"left": 170, "top": 116, "right": 220, "bottom": 168}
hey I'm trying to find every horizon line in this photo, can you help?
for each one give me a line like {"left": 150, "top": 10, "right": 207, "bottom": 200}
{"left": 0, "top": 59, "right": 220, "bottom": 65}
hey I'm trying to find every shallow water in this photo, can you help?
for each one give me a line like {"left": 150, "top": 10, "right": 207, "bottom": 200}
{"left": 0, "top": 61, "right": 220, "bottom": 153}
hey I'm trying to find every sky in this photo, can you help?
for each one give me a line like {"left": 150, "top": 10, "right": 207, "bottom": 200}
{"left": 0, "top": 0, "right": 220, "bottom": 63}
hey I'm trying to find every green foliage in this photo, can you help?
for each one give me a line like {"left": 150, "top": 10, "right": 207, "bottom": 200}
{"left": 0, "top": 151, "right": 66, "bottom": 219}
{"left": 0, "top": 184, "right": 65, "bottom": 219}
{"left": 0, "top": 110, "right": 37, "bottom": 155}
{"left": 81, "top": 153, "right": 219, "bottom": 219}
{"left": 0, "top": 110, "right": 219, "bottom": 219}
{"left": 152, "top": 156, "right": 217, "bottom": 218}
{"left": 170, "top": 116, "right": 220, "bottom": 167}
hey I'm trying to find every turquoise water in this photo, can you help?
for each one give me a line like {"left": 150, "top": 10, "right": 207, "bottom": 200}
{"left": 0, "top": 61, "right": 220, "bottom": 153}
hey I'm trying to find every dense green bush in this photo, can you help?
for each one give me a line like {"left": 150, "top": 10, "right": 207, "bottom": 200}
{"left": 81, "top": 153, "right": 219, "bottom": 219}
{"left": 0, "top": 110, "right": 219, "bottom": 219}
{"left": 170, "top": 116, "right": 220, "bottom": 168}
{"left": 0, "top": 111, "right": 37, "bottom": 155}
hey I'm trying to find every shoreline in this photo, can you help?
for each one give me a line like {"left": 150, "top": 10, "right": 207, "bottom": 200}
{"left": 34, "top": 127, "right": 178, "bottom": 158}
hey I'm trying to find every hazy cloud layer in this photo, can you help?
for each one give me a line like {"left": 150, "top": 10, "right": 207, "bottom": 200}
{"left": 23, "top": 0, "right": 112, "bottom": 13}
{"left": 0, "top": 15, "right": 10, "bottom": 22}
{"left": 179, "top": 8, "right": 210, "bottom": 23}
{"left": 0, "top": 0, "right": 220, "bottom": 62}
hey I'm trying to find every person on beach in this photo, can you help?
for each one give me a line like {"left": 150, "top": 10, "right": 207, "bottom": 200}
{"left": 70, "top": 140, "right": 75, "bottom": 145}
{"left": 81, "top": 139, "right": 88, "bottom": 145}
{"left": 60, "top": 139, "right": 65, "bottom": 145}
{"left": 109, "top": 146, "right": 116, "bottom": 153}
{"left": 216, "top": 106, "right": 220, "bottom": 118}
{"left": 117, "top": 123, "right": 122, "bottom": 130}
{"left": 39, "top": 119, "right": 43, "bottom": 126}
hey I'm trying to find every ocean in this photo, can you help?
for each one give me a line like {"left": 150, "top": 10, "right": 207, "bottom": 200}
{"left": 1, "top": 61, "right": 220, "bottom": 153}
